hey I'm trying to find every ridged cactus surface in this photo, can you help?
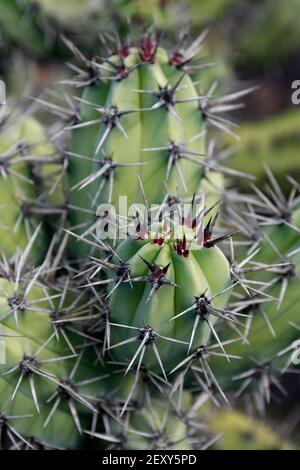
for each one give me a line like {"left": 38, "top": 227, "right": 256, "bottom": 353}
{"left": 106, "top": 216, "right": 231, "bottom": 372}
{"left": 0, "top": 25, "right": 299, "bottom": 451}
{"left": 66, "top": 34, "right": 229, "bottom": 236}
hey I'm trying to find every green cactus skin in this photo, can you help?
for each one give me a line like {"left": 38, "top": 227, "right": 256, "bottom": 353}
{"left": 0, "top": 30, "right": 241, "bottom": 451}
{"left": 0, "top": 383, "right": 79, "bottom": 449}
{"left": 0, "top": 276, "right": 79, "bottom": 448}
{"left": 0, "top": 257, "right": 200, "bottom": 450}
{"left": 0, "top": 113, "right": 53, "bottom": 258}
{"left": 106, "top": 218, "right": 231, "bottom": 373}
{"left": 211, "top": 254, "right": 300, "bottom": 388}
{"left": 210, "top": 178, "right": 300, "bottom": 390}
{"left": 0, "top": 269, "right": 116, "bottom": 449}
{"left": 2, "top": 22, "right": 300, "bottom": 451}
{"left": 67, "top": 39, "right": 225, "bottom": 236}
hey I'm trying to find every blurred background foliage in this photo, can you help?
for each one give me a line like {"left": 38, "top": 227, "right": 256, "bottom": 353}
{"left": 1, "top": 0, "right": 300, "bottom": 450}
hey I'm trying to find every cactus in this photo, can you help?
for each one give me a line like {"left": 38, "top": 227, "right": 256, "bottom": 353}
{"left": 66, "top": 36, "right": 209, "bottom": 219}
{"left": 0, "top": 235, "right": 90, "bottom": 449}
{"left": 61, "top": 31, "right": 254, "bottom": 247}
{"left": 0, "top": 106, "right": 59, "bottom": 259}
{"left": 89, "top": 397, "right": 193, "bottom": 450}
{"left": 104, "top": 209, "right": 232, "bottom": 373}
{"left": 208, "top": 171, "right": 300, "bottom": 415}
{"left": 0, "top": 21, "right": 300, "bottom": 452}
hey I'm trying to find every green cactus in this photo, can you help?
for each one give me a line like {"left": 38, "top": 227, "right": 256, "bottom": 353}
{"left": 105, "top": 217, "right": 231, "bottom": 373}
{"left": 228, "top": 109, "right": 300, "bottom": 191}
{"left": 66, "top": 38, "right": 221, "bottom": 227}
{"left": 91, "top": 398, "right": 193, "bottom": 450}
{"left": 0, "top": 230, "right": 129, "bottom": 448}
{"left": 0, "top": 261, "right": 88, "bottom": 448}
{"left": 208, "top": 172, "right": 300, "bottom": 411}
{"left": 0, "top": 108, "right": 58, "bottom": 258}
{"left": 64, "top": 32, "right": 253, "bottom": 257}
{"left": 1, "top": 20, "right": 300, "bottom": 452}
